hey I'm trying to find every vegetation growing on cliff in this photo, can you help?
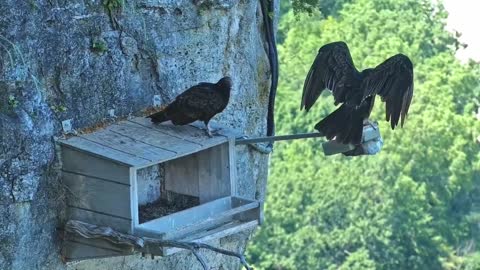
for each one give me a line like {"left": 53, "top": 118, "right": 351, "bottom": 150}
{"left": 248, "top": 0, "right": 480, "bottom": 269}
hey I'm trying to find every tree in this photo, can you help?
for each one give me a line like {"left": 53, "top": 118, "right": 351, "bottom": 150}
{"left": 288, "top": 0, "right": 352, "bottom": 16}
{"left": 248, "top": 0, "right": 480, "bottom": 269}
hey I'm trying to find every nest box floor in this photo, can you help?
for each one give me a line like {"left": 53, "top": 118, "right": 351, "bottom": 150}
{"left": 139, "top": 195, "right": 200, "bottom": 224}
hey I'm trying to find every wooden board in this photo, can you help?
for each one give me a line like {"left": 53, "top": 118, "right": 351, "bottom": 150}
{"left": 60, "top": 138, "right": 148, "bottom": 167}
{"left": 228, "top": 138, "right": 237, "bottom": 196}
{"left": 79, "top": 129, "right": 176, "bottom": 163}
{"left": 65, "top": 233, "right": 135, "bottom": 253}
{"left": 136, "top": 196, "right": 233, "bottom": 234}
{"left": 188, "top": 121, "right": 242, "bottom": 139}
{"left": 130, "top": 168, "right": 140, "bottom": 227}
{"left": 67, "top": 207, "right": 132, "bottom": 233}
{"left": 129, "top": 118, "right": 227, "bottom": 149}
{"left": 61, "top": 146, "right": 131, "bottom": 184}
{"left": 111, "top": 121, "right": 201, "bottom": 154}
{"left": 135, "top": 196, "right": 259, "bottom": 240}
{"left": 164, "top": 151, "right": 200, "bottom": 198}
{"left": 163, "top": 200, "right": 259, "bottom": 240}
{"left": 198, "top": 143, "right": 231, "bottom": 203}
{"left": 58, "top": 117, "right": 235, "bottom": 169}
{"left": 156, "top": 220, "right": 259, "bottom": 256}
{"left": 64, "top": 172, "right": 132, "bottom": 219}
{"left": 164, "top": 142, "right": 231, "bottom": 203}
{"left": 62, "top": 240, "right": 132, "bottom": 262}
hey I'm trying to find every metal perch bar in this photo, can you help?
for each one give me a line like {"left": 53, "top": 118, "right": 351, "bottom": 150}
{"left": 236, "top": 121, "right": 383, "bottom": 156}
{"left": 235, "top": 132, "right": 325, "bottom": 145}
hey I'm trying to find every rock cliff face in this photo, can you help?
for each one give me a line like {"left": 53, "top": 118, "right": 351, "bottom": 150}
{"left": 0, "top": 0, "right": 273, "bottom": 269}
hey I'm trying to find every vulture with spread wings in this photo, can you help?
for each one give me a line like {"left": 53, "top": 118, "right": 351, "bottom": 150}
{"left": 301, "top": 41, "right": 414, "bottom": 145}
{"left": 147, "top": 77, "right": 232, "bottom": 137}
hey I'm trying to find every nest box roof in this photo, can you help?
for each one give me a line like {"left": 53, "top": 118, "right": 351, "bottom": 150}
{"left": 58, "top": 117, "right": 239, "bottom": 168}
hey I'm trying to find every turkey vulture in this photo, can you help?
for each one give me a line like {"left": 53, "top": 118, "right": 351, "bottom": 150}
{"left": 147, "top": 76, "right": 232, "bottom": 136}
{"left": 301, "top": 41, "right": 414, "bottom": 145}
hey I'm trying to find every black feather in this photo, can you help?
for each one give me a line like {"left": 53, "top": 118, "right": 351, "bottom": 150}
{"left": 147, "top": 77, "right": 233, "bottom": 127}
{"left": 301, "top": 42, "right": 414, "bottom": 145}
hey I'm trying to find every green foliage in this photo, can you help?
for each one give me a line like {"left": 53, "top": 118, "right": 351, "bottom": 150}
{"left": 103, "top": 0, "right": 123, "bottom": 13}
{"left": 462, "top": 252, "right": 480, "bottom": 270}
{"left": 248, "top": 0, "right": 480, "bottom": 269}
{"left": 50, "top": 104, "right": 67, "bottom": 113}
{"left": 91, "top": 39, "right": 108, "bottom": 54}
{"left": 102, "top": 0, "right": 123, "bottom": 28}
{"left": 288, "top": 0, "right": 352, "bottom": 16}
{"left": 7, "top": 95, "right": 18, "bottom": 108}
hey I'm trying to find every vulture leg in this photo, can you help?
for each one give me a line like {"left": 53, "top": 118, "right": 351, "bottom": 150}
{"left": 204, "top": 121, "right": 214, "bottom": 137}
{"left": 204, "top": 120, "right": 222, "bottom": 137}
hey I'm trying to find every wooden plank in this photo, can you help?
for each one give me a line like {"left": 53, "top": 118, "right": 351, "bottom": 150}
{"left": 67, "top": 207, "right": 132, "bottom": 234}
{"left": 111, "top": 121, "right": 201, "bottom": 156}
{"left": 164, "top": 153, "right": 200, "bottom": 198}
{"left": 132, "top": 226, "right": 166, "bottom": 239}
{"left": 231, "top": 196, "right": 256, "bottom": 208}
{"left": 61, "top": 146, "right": 131, "bottom": 184}
{"left": 183, "top": 220, "right": 258, "bottom": 242}
{"left": 259, "top": 201, "right": 265, "bottom": 225}
{"left": 198, "top": 143, "right": 231, "bottom": 203}
{"left": 64, "top": 171, "right": 131, "bottom": 219}
{"left": 232, "top": 205, "right": 261, "bottom": 223}
{"left": 161, "top": 220, "right": 259, "bottom": 256}
{"left": 164, "top": 142, "right": 231, "bottom": 202}
{"left": 130, "top": 168, "right": 140, "bottom": 227}
{"left": 60, "top": 137, "right": 147, "bottom": 167}
{"left": 228, "top": 138, "right": 237, "bottom": 197}
{"left": 65, "top": 233, "right": 135, "bottom": 253}
{"left": 161, "top": 200, "right": 259, "bottom": 240}
{"left": 80, "top": 129, "right": 176, "bottom": 164}
{"left": 136, "top": 165, "right": 162, "bottom": 205}
{"left": 128, "top": 118, "right": 203, "bottom": 146}
{"left": 129, "top": 117, "right": 227, "bottom": 148}
{"left": 136, "top": 196, "right": 232, "bottom": 233}
{"left": 188, "top": 121, "right": 241, "bottom": 139}
{"left": 62, "top": 240, "right": 131, "bottom": 261}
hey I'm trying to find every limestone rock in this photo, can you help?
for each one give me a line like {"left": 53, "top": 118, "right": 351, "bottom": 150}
{"left": 0, "top": 0, "right": 275, "bottom": 269}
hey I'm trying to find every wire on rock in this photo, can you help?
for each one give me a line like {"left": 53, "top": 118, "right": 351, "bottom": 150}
{"left": 260, "top": 0, "right": 279, "bottom": 151}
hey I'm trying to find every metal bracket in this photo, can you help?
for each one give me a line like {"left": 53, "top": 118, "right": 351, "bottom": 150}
{"left": 323, "top": 121, "right": 383, "bottom": 156}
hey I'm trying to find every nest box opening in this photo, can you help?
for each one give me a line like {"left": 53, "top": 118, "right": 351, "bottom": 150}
{"left": 137, "top": 163, "right": 200, "bottom": 224}
{"left": 136, "top": 142, "right": 232, "bottom": 224}
{"left": 58, "top": 117, "right": 260, "bottom": 261}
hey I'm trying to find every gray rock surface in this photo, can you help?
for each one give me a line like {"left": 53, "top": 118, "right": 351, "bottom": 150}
{"left": 0, "top": 0, "right": 274, "bottom": 269}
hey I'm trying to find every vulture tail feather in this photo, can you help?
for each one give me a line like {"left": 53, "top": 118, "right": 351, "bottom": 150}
{"left": 314, "top": 104, "right": 363, "bottom": 145}
{"left": 147, "top": 110, "right": 169, "bottom": 123}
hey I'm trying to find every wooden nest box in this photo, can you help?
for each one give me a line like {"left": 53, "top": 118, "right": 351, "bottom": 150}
{"left": 58, "top": 117, "right": 260, "bottom": 261}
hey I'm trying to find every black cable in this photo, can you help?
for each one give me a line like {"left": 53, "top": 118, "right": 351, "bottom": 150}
{"left": 260, "top": 0, "right": 279, "bottom": 147}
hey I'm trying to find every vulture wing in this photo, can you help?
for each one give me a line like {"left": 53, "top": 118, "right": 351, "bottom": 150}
{"left": 301, "top": 41, "right": 359, "bottom": 111}
{"left": 361, "top": 54, "right": 414, "bottom": 129}
{"left": 174, "top": 84, "right": 226, "bottom": 119}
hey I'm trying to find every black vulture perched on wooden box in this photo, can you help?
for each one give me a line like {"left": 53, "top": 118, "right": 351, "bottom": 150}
{"left": 301, "top": 41, "right": 414, "bottom": 145}
{"left": 147, "top": 77, "right": 233, "bottom": 137}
